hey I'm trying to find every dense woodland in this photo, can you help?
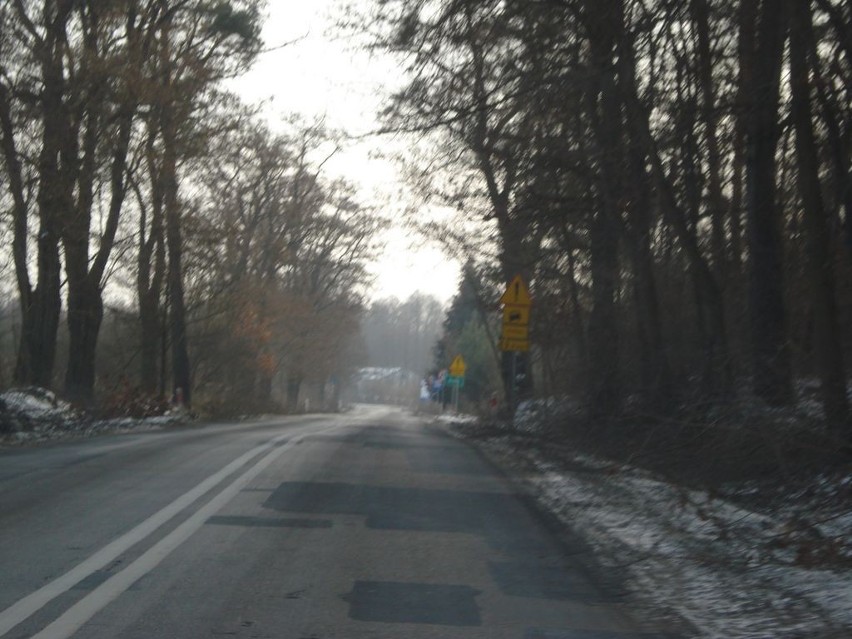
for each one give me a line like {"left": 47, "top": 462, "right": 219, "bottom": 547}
{"left": 0, "top": 1, "right": 376, "bottom": 414}
{"left": 355, "top": 0, "right": 852, "bottom": 442}
{"left": 361, "top": 294, "right": 444, "bottom": 374}
{"left": 1, "top": 0, "right": 851, "bottom": 441}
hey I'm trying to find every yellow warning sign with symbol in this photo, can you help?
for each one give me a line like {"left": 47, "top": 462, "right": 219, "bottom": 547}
{"left": 500, "top": 275, "right": 531, "bottom": 351}
{"left": 449, "top": 354, "right": 467, "bottom": 378}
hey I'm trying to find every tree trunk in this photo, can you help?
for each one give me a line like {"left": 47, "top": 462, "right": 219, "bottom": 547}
{"left": 692, "top": 0, "right": 728, "bottom": 281}
{"left": 744, "top": 0, "right": 792, "bottom": 405}
{"left": 14, "top": 19, "right": 72, "bottom": 389}
{"left": 0, "top": 81, "right": 34, "bottom": 385}
{"left": 789, "top": 0, "right": 849, "bottom": 432}
{"left": 19, "top": 232, "right": 61, "bottom": 388}
{"left": 163, "top": 116, "right": 191, "bottom": 407}
{"left": 139, "top": 290, "right": 161, "bottom": 394}
{"left": 160, "top": 20, "right": 192, "bottom": 408}
{"left": 620, "top": 104, "right": 672, "bottom": 406}
{"left": 138, "top": 124, "right": 166, "bottom": 395}
{"left": 626, "top": 205, "right": 672, "bottom": 407}
{"left": 565, "top": 245, "right": 588, "bottom": 379}
{"left": 64, "top": 280, "right": 103, "bottom": 404}
{"left": 63, "top": 107, "right": 133, "bottom": 404}
{"left": 585, "top": 0, "right": 624, "bottom": 417}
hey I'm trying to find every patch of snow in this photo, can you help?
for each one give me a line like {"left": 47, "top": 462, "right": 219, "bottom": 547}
{"left": 1, "top": 387, "right": 188, "bottom": 447}
{"left": 513, "top": 396, "right": 581, "bottom": 433}
{"left": 0, "top": 387, "right": 81, "bottom": 435}
{"left": 489, "top": 442, "right": 852, "bottom": 639}
{"left": 447, "top": 386, "right": 851, "bottom": 637}
{"left": 435, "top": 413, "right": 478, "bottom": 425}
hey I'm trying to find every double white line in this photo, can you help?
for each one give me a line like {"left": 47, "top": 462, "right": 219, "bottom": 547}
{"left": 0, "top": 425, "right": 336, "bottom": 639}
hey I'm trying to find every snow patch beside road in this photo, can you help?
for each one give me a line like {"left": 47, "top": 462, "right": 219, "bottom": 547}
{"left": 443, "top": 416, "right": 852, "bottom": 639}
{"left": 0, "top": 387, "right": 187, "bottom": 446}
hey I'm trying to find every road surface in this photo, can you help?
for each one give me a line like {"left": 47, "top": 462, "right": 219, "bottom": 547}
{"left": 0, "top": 405, "right": 673, "bottom": 638}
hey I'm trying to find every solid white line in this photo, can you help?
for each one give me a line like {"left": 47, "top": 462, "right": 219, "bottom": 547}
{"left": 32, "top": 427, "right": 329, "bottom": 639}
{"left": 0, "top": 431, "right": 290, "bottom": 638}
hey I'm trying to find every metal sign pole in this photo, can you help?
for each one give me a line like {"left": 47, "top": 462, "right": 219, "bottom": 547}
{"left": 512, "top": 351, "right": 520, "bottom": 414}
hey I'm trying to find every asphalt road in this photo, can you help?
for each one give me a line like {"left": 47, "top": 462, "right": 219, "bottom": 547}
{"left": 0, "top": 405, "right": 673, "bottom": 639}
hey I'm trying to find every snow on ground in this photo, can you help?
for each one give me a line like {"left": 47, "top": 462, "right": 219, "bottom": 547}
{"left": 435, "top": 412, "right": 478, "bottom": 425}
{"left": 0, "top": 387, "right": 188, "bottom": 446}
{"left": 526, "top": 451, "right": 852, "bottom": 638}
{"left": 442, "top": 417, "right": 852, "bottom": 639}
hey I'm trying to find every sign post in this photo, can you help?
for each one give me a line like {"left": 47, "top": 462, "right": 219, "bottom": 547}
{"left": 499, "top": 275, "right": 532, "bottom": 413}
{"left": 447, "top": 355, "right": 467, "bottom": 412}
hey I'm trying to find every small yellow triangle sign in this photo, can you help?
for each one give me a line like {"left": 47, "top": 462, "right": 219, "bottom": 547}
{"left": 449, "top": 354, "right": 466, "bottom": 377}
{"left": 499, "top": 275, "right": 531, "bottom": 306}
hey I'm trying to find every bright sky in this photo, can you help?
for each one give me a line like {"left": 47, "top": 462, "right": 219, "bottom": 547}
{"left": 228, "top": 1, "right": 460, "bottom": 304}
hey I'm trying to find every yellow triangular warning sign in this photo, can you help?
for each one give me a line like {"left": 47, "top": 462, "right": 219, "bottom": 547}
{"left": 499, "top": 275, "right": 531, "bottom": 306}
{"left": 449, "top": 354, "right": 467, "bottom": 377}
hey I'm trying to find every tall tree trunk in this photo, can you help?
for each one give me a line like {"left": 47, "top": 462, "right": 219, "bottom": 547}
{"left": 64, "top": 280, "right": 102, "bottom": 404}
{"left": 465, "top": 8, "right": 537, "bottom": 410}
{"left": 20, "top": 85, "right": 68, "bottom": 387}
{"left": 805, "top": 12, "right": 852, "bottom": 257}
{"left": 21, "top": 221, "right": 61, "bottom": 389}
{"left": 565, "top": 244, "right": 588, "bottom": 379}
{"left": 692, "top": 0, "right": 728, "bottom": 281}
{"left": 789, "top": 0, "right": 849, "bottom": 432}
{"left": 611, "top": 5, "right": 732, "bottom": 396}
{"left": 13, "top": 9, "right": 75, "bottom": 389}
{"left": 743, "top": 0, "right": 792, "bottom": 405}
{"left": 624, "top": 182, "right": 672, "bottom": 407}
{"left": 159, "top": 21, "right": 191, "bottom": 408}
{"left": 0, "top": 81, "right": 34, "bottom": 384}
{"left": 138, "top": 125, "right": 167, "bottom": 395}
{"left": 163, "top": 108, "right": 191, "bottom": 407}
{"left": 584, "top": 0, "right": 624, "bottom": 417}
{"left": 139, "top": 292, "right": 161, "bottom": 394}
{"left": 64, "top": 108, "right": 133, "bottom": 404}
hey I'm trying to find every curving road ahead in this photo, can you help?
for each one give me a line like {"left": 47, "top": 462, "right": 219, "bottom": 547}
{"left": 0, "top": 405, "right": 674, "bottom": 639}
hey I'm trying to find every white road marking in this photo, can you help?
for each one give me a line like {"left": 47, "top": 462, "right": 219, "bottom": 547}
{"left": 31, "top": 427, "right": 331, "bottom": 639}
{"left": 0, "top": 430, "right": 293, "bottom": 638}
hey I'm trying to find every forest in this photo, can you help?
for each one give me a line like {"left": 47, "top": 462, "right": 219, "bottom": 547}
{"left": 0, "top": 1, "right": 378, "bottom": 415}
{"left": 358, "top": 0, "right": 852, "bottom": 444}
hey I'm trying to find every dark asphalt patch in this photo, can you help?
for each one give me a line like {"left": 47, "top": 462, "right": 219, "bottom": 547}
{"left": 205, "top": 515, "right": 333, "bottom": 529}
{"left": 526, "top": 631, "right": 681, "bottom": 639}
{"left": 342, "top": 580, "right": 481, "bottom": 626}
{"left": 264, "top": 481, "right": 525, "bottom": 537}
{"left": 489, "top": 561, "right": 620, "bottom": 602}
{"left": 263, "top": 482, "right": 592, "bottom": 560}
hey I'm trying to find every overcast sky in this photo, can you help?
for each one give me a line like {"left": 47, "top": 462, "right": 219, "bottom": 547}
{"left": 228, "top": 1, "right": 460, "bottom": 304}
